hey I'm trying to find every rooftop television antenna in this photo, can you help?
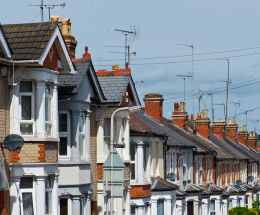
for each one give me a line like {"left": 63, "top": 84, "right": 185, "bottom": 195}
{"left": 29, "top": 1, "right": 66, "bottom": 22}
{"left": 115, "top": 26, "right": 140, "bottom": 68}
{"left": 214, "top": 103, "right": 225, "bottom": 120}
{"left": 230, "top": 100, "right": 240, "bottom": 119}
{"left": 207, "top": 91, "right": 214, "bottom": 123}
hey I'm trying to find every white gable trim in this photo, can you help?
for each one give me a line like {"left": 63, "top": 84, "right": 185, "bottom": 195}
{"left": 129, "top": 78, "right": 141, "bottom": 106}
{"left": 0, "top": 27, "right": 11, "bottom": 58}
{"left": 89, "top": 65, "right": 105, "bottom": 102}
{"left": 39, "top": 26, "right": 75, "bottom": 74}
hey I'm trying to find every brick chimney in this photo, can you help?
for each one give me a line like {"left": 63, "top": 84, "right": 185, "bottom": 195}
{"left": 54, "top": 17, "right": 78, "bottom": 60}
{"left": 73, "top": 46, "right": 92, "bottom": 63}
{"left": 226, "top": 117, "right": 238, "bottom": 143}
{"left": 238, "top": 125, "right": 248, "bottom": 146}
{"left": 212, "top": 121, "right": 226, "bottom": 140}
{"left": 96, "top": 63, "right": 131, "bottom": 77}
{"left": 194, "top": 110, "right": 211, "bottom": 139}
{"left": 143, "top": 93, "right": 164, "bottom": 124}
{"left": 172, "top": 102, "right": 189, "bottom": 130}
{"left": 248, "top": 131, "right": 257, "bottom": 150}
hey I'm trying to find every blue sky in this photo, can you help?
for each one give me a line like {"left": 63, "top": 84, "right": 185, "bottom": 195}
{"left": 2, "top": 0, "right": 260, "bottom": 132}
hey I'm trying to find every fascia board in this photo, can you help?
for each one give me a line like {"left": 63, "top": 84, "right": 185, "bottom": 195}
{"left": 129, "top": 77, "right": 141, "bottom": 106}
{"left": 0, "top": 27, "right": 11, "bottom": 58}
{"left": 39, "top": 26, "right": 75, "bottom": 74}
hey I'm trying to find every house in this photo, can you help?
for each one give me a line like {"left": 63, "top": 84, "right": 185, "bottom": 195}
{"left": 94, "top": 63, "right": 141, "bottom": 215}
{"left": 0, "top": 20, "right": 76, "bottom": 215}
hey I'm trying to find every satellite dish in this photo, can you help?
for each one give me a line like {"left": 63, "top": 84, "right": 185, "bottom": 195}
{"left": 247, "top": 176, "right": 254, "bottom": 182}
{"left": 234, "top": 185, "right": 241, "bottom": 190}
{"left": 255, "top": 184, "right": 260, "bottom": 188}
{"left": 3, "top": 134, "right": 24, "bottom": 151}
{"left": 236, "top": 180, "right": 242, "bottom": 185}
{"left": 166, "top": 173, "right": 177, "bottom": 181}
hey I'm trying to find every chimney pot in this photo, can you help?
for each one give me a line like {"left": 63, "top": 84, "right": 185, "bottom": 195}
{"left": 112, "top": 64, "right": 119, "bottom": 71}
{"left": 229, "top": 119, "right": 232, "bottom": 124}
{"left": 191, "top": 114, "right": 194, "bottom": 120}
{"left": 51, "top": 15, "right": 60, "bottom": 22}
{"left": 180, "top": 102, "right": 185, "bottom": 111}
{"left": 197, "top": 112, "right": 202, "bottom": 119}
{"left": 174, "top": 103, "right": 179, "bottom": 111}
{"left": 233, "top": 117, "right": 236, "bottom": 124}
{"left": 243, "top": 125, "right": 246, "bottom": 132}
{"left": 202, "top": 109, "right": 208, "bottom": 118}
{"left": 240, "top": 127, "right": 242, "bottom": 131}
{"left": 60, "top": 18, "right": 70, "bottom": 35}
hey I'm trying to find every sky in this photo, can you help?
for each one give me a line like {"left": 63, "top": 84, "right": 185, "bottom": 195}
{"left": 1, "top": 0, "right": 260, "bottom": 132}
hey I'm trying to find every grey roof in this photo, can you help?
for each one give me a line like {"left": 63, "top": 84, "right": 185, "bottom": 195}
{"left": 134, "top": 112, "right": 196, "bottom": 148}
{"left": 97, "top": 76, "right": 131, "bottom": 103}
{"left": 184, "top": 183, "right": 205, "bottom": 193}
{"left": 176, "top": 189, "right": 188, "bottom": 196}
{"left": 2, "top": 22, "right": 57, "bottom": 60}
{"left": 151, "top": 177, "right": 179, "bottom": 191}
{"left": 208, "top": 184, "right": 224, "bottom": 193}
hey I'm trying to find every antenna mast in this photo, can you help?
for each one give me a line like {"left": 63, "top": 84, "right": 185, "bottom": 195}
{"left": 115, "top": 26, "right": 140, "bottom": 68}
{"left": 207, "top": 91, "right": 214, "bottom": 123}
{"left": 230, "top": 101, "right": 240, "bottom": 119}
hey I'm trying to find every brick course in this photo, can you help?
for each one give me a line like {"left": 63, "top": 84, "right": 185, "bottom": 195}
{"left": 130, "top": 185, "right": 151, "bottom": 198}
{"left": 43, "top": 44, "right": 60, "bottom": 71}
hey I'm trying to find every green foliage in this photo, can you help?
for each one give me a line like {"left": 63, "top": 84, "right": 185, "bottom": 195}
{"left": 253, "top": 200, "right": 260, "bottom": 209}
{"left": 228, "top": 207, "right": 260, "bottom": 215}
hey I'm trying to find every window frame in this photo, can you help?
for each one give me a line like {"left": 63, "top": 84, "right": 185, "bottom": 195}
{"left": 19, "top": 81, "right": 35, "bottom": 136}
{"left": 58, "top": 111, "right": 71, "bottom": 159}
{"left": 210, "top": 199, "right": 216, "bottom": 215}
{"left": 45, "top": 83, "right": 52, "bottom": 136}
{"left": 130, "top": 144, "right": 136, "bottom": 181}
{"left": 19, "top": 176, "right": 37, "bottom": 215}
{"left": 103, "top": 118, "right": 111, "bottom": 156}
{"left": 45, "top": 175, "right": 53, "bottom": 215}
{"left": 79, "top": 113, "right": 85, "bottom": 159}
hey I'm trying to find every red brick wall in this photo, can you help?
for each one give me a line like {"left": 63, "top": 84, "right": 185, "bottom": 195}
{"left": 238, "top": 132, "right": 247, "bottom": 146}
{"left": 226, "top": 125, "right": 238, "bottom": 143}
{"left": 202, "top": 157, "right": 206, "bottom": 182}
{"left": 222, "top": 163, "right": 225, "bottom": 185}
{"left": 43, "top": 44, "right": 60, "bottom": 71}
{"left": 63, "top": 35, "right": 77, "bottom": 60}
{"left": 213, "top": 127, "right": 225, "bottom": 140}
{"left": 120, "top": 85, "right": 134, "bottom": 107}
{"left": 248, "top": 137, "right": 257, "bottom": 150}
{"left": 143, "top": 94, "right": 164, "bottom": 124}
{"left": 130, "top": 185, "right": 151, "bottom": 198}
{"left": 227, "top": 163, "right": 230, "bottom": 184}
{"left": 212, "top": 157, "right": 215, "bottom": 184}
{"left": 97, "top": 164, "right": 103, "bottom": 180}
{"left": 0, "top": 190, "right": 9, "bottom": 215}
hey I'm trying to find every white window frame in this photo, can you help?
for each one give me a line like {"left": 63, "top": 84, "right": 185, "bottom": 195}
{"left": 210, "top": 199, "right": 216, "bottom": 215}
{"left": 45, "top": 175, "right": 53, "bottom": 215}
{"left": 183, "top": 153, "right": 186, "bottom": 181}
{"left": 130, "top": 144, "right": 136, "bottom": 181}
{"left": 19, "top": 177, "right": 37, "bottom": 215}
{"left": 45, "top": 83, "right": 52, "bottom": 136}
{"left": 19, "top": 81, "right": 35, "bottom": 136}
{"left": 104, "top": 118, "right": 111, "bottom": 156}
{"left": 199, "top": 156, "right": 203, "bottom": 184}
{"left": 58, "top": 111, "right": 71, "bottom": 159}
{"left": 79, "top": 113, "right": 85, "bottom": 159}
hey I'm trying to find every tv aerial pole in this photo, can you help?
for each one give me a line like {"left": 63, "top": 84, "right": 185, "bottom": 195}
{"left": 230, "top": 101, "right": 240, "bottom": 120}
{"left": 207, "top": 91, "right": 214, "bottom": 123}
{"left": 214, "top": 103, "right": 225, "bottom": 120}
{"left": 250, "top": 119, "right": 259, "bottom": 132}
{"left": 115, "top": 26, "right": 140, "bottom": 68}
{"left": 29, "top": 1, "right": 66, "bottom": 22}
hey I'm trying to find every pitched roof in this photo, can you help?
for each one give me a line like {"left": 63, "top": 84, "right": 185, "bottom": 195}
{"left": 0, "top": 24, "right": 12, "bottom": 58}
{"left": 151, "top": 176, "right": 179, "bottom": 191}
{"left": 184, "top": 183, "right": 205, "bottom": 193}
{"left": 133, "top": 112, "right": 196, "bottom": 148}
{"left": 2, "top": 22, "right": 57, "bottom": 60}
{"left": 97, "top": 76, "right": 131, "bottom": 103}
{"left": 129, "top": 112, "right": 152, "bottom": 134}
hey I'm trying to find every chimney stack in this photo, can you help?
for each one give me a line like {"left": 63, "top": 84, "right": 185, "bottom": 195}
{"left": 143, "top": 93, "right": 164, "bottom": 124}
{"left": 194, "top": 110, "right": 211, "bottom": 139}
{"left": 172, "top": 102, "right": 189, "bottom": 130}
{"left": 58, "top": 18, "right": 78, "bottom": 60}
{"left": 238, "top": 125, "right": 248, "bottom": 146}
{"left": 212, "top": 121, "right": 226, "bottom": 140}
{"left": 226, "top": 117, "right": 238, "bottom": 143}
{"left": 248, "top": 131, "right": 257, "bottom": 150}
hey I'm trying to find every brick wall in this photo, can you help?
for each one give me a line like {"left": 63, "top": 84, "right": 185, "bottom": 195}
{"left": 90, "top": 106, "right": 98, "bottom": 215}
{"left": 195, "top": 118, "right": 211, "bottom": 139}
{"left": 10, "top": 142, "right": 58, "bottom": 163}
{"left": 130, "top": 185, "right": 151, "bottom": 198}
{"left": 212, "top": 121, "right": 226, "bottom": 140}
{"left": 226, "top": 124, "right": 238, "bottom": 143}
{"left": 43, "top": 44, "right": 60, "bottom": 71}
{"left": 0, "top": 190, "right": 9, "bottom": 215}
{"left": 120, "top": 85, "right": 134, "bottom": 107}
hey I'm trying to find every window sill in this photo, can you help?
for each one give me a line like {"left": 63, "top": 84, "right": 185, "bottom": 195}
{"left": 58, "top": 160, "right": 92, "bottom": 165}
{"left": 22, "top": 136, "right": 60, "bottom": 142}
{"left": 130, "top": 181, "right": 152, "bottom": 186}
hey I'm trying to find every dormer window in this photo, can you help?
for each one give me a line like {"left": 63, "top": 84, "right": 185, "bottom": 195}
{"left": 20, "top": 81, "right": 34, "bottom": 135}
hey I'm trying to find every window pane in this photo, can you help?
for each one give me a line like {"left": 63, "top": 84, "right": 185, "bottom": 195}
{"left": 79, "top": 136, "right": 84, "bottom": 157}
{"left": 104, "top": 137, "right": 110, "bottom": 156}
{"left": 46, "top": 191, "right": 52, "bottom": 214}
{"left": 45, "top": 97, "right": 51, "bottom": 121}
{"left": 79, "top": 115, "right": 84, "bottom": 133}
{"left": 20, "top": 177, "right": 33, "bottom": 188}
{"left": 157, "top": 199, "right": 164, "bottom": 215}
{"left": 131, "top": 206, "right": 135, "bottom": 215}
{"left": 22, "top": 193, "right": 34, "bottom": 215}
{"left": 130, "top": 145, "right": 135, "bottom": 161}
{"left": 130, "top": 163, "right": 135, "bottom": 180}
{"left": 20, "top": 81, "right": 32, "bottom": 92}
{"left": 80, "top": 198, "right": 84, "bottom": 215}
{"left": 104, "top": 118, "right": 111, "bottom": 137}
{"left": 20, "top": 124, "right": 33, "bottom": 135}
{"left": 22, "top": 96, "right": 31, "bottom": 120}
{"left": 59, "top": 114, "right": 68, "bottom": 132}
{"left": 59, "top": 137, "right": 68, "bottom": 156}
{"left": 210, "top": 200, "right": 215, "bottom": 211}
{"left": 45, "top": 125, "right": 51, "bottom": 136}
{"left": 45, "top": 84, "right": 51, "bottom": 95}
{"left": 46, "top": 176, "right": 53, "bottom": 188}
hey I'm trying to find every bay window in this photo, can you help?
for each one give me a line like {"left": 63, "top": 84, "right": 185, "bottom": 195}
{"left": 20, "top": 177, "right": 36, "bottom": 215}
{"left": 130, "top": 144, "right": 136, "bottom": 180}
{"left": 45, "top": 83, "right": 52, "bottom": 136}
{"left": 20, "top": 81, "right": 34, "bottom": 135}
{"left": 59, "top": 112, "right": 70, "bottom": 158}
{"left": 46, "top": 175, "right": 53, "bottom": 215}
{"left": 104, "top": 118, "right": 111, "bottom": 156}
{"left": 210, "top": 200, "right": 216, "bottom": 215}
{"left": 79, "top": 114, "right": 85, "bottom": 158}
{"left": 157, "top": 199, "right": 164, "bottom": 215}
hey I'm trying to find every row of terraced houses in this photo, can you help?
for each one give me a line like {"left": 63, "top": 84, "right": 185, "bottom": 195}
{"left": 0, "top": 16, "right": 260, "bottom": 215}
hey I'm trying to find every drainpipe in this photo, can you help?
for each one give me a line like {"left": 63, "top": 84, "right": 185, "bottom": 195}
{"left": 163, "top": 135, "right": 169, "bottom": 179}
{"left": 0, "top": 57, "right": 39, "bottom": 64}
{"left": 214, "top": 153, "right": 217, "bottom": 185}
